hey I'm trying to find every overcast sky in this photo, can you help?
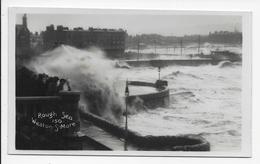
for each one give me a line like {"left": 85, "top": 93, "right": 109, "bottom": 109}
{"left": 16, "top": 13, "right": 242, "bottom": 36}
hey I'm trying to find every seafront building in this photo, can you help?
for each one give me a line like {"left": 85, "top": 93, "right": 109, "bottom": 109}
{"left": 42, "top": 25, "right": 127, "bottom": 58}
{"left": 15, "top": 14, "right": 31, "bottom": 57}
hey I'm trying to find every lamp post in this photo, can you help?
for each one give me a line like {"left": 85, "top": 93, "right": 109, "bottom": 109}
{"left": 137, "top": 36, "right": 140, "bottom": 61}
{"left": 154, "top": 39, "right": 157, "bottom": 55}
{"left": 180, "top": 38, "right": 183, "bottom": 56}
{"left": 198, "top": 35, "right": 201, "bottom": 55}
{"left": 124, "top": 80, "right": 129, "bottom": 151}
{"left": 158, "top": 66, "right": 161, "bottom": 80}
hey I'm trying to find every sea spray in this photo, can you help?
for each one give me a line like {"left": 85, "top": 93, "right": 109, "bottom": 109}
{"left": 28, "top": 45, "right": 125, "bottom": 123}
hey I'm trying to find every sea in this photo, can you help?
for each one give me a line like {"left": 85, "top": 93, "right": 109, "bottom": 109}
{"left": 30, "top": 44, "right": 242, "bottom": 152}
{"left": 116, "top": 44, "right": 242, "bottom": 151}
{"left": 117, "top": 62, "right": 242, "bottom": 152}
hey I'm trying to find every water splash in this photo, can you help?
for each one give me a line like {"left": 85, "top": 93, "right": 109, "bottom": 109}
{"left": 28, "top": 45, "right": 124, "bottom": 123}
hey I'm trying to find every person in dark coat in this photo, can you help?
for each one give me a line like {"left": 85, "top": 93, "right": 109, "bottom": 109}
{"left": 57, "top": 79, "right": 66, "bottom": 92}
{"left": 57, "top": 79, "right": 72, "bottom": 92}
{"left": 46, "top": 77, "right": 59, "bottom": 96}
{"left": 36, "top": 74, "right": 45, "bottom": 96}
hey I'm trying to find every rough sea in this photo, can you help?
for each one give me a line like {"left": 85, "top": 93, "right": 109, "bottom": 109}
{"left": 31, "top": 44, "right": 242, "bottom": 151}
{"left": 117, "top": 62, "right": 242, "bottom": 151}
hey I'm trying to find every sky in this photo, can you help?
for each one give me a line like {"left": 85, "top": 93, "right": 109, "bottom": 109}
{"left": 16, "top": 13, "right": 242, "bottom": 36}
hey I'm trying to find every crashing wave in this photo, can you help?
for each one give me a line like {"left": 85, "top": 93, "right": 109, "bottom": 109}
{"left": 28, "top": 45, "right": 124, "bottom": 123}
{"left": 218, "top": 61, "right": 234, "bottom": 68}
{"left": 114, "top": 60, "right": 131, "bottom": 69}
{"left": 163, "top": 71, "right": 203, "bottom": 80}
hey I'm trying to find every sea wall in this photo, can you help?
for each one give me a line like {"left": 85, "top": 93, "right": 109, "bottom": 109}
{"left": 16, "top": 91, "right": 110, "bottom": 150}
{"left": 127, "top": 81, "right": 169, "bottom": 108}
{"left": 79, "top": 109, "right": 210, "bottom": 151}
{"left": 125, "top": 59, "right": 221, "bottom": 67}
{"left": 16, "top": 90, "right": 210, "bottom": 151}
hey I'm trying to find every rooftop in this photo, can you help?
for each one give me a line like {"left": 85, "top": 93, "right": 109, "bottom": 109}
{"left": 46, "top": 24, "right": 126, "bottom": 33}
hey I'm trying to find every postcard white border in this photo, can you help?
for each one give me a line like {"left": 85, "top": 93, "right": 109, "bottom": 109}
{"left": 7, "top": 7, "right": 252, "bottom": 157}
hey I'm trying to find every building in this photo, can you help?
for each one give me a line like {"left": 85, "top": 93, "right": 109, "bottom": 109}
{"left": 208, "top": 31, "right": 242, "bottom": 44}
{"left": 30, "top": 32, "right": 43, "bottom": 48}
{"left": 42, "top": 25, "right": 127, "bottom": 58}
{"left": 16, "top": 14, "right": 31, "bottom": 57}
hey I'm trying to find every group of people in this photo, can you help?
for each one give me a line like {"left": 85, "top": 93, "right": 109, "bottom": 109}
{"left": 16, "top": 67, "right": 71, "bottom": 96}
{"left": 36, "top": 73, "right": 71, "bottom": 96}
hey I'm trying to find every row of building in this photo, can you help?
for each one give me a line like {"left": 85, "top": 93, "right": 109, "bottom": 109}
{"left": 42, "top": 25, "right": 126, "bottom": 58}
{"left": 208, "top": 31, "right": 242, "bottom": 44}
{"left": 16, "top": 14, "right": 127, "bottom": 58}
{"left": 16, "top": 14, "right": 242, "bottom": 59}
{"left": 126, "top": 31, "right": 242, "bottom": 48}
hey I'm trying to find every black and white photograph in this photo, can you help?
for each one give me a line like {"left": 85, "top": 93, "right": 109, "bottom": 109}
{"left": 8, "top": 8, "right": 251, "bottom": 156}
